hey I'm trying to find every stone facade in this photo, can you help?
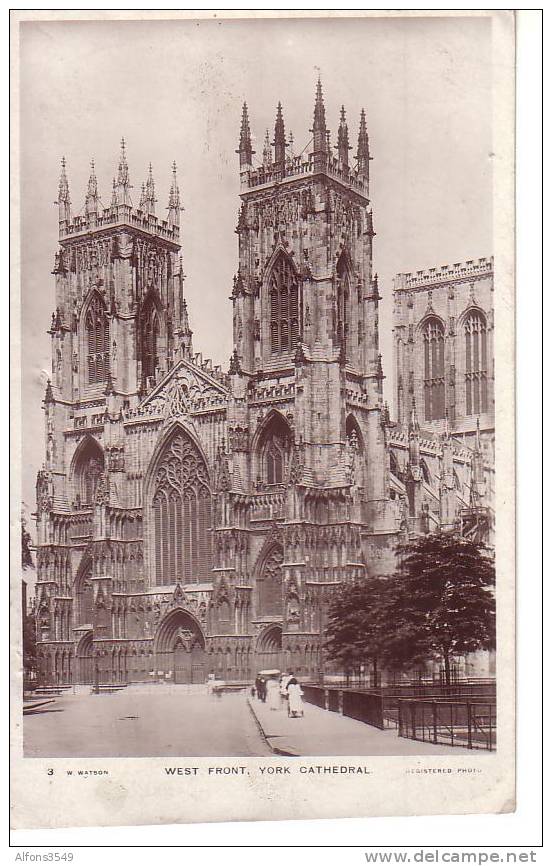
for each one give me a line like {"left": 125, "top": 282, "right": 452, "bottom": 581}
{"left": 34, "top": 87, "right": 495, "bottom": 687}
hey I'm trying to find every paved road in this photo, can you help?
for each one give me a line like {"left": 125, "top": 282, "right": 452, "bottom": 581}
{"left": 24, "top": 687, "right": 271, "bottom": 758}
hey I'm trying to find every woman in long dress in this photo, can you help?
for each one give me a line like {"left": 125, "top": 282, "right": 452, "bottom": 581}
{"left": 287, "top": 678, "right": 304, "bottom": 718}
{"left": 266, "top": 676, "right": 281, "bottom": 710}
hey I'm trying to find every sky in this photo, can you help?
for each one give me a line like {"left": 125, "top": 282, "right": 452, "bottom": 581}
{"left": 18, "top": 13, "right": 493, "bottom": 521}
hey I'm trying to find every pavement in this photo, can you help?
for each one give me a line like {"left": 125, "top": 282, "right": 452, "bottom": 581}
{"left": 247, "top": 696, "right": 476, "bottom": 757}
{"left": 23, "top": 685, "right": 271, "bottom": 758}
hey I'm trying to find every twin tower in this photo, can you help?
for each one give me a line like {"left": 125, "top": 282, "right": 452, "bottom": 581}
{"left": 35, "top": 80, "right": 394, "bottom": 687}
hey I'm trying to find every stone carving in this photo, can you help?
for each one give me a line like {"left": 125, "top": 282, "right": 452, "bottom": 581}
{"left": 36, "top": 468, "right": 54, "bottom": 513}
{"left": 94, "top": 472, "right": 110, "bottom": 506}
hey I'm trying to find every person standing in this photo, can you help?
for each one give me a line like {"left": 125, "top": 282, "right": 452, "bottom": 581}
{"left": 287, "top": 675, "right": 304, "bottom": 718}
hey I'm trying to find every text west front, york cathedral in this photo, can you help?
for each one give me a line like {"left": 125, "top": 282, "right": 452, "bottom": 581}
{"left": 33, "top": 81, "right": 495, "bottom": 688}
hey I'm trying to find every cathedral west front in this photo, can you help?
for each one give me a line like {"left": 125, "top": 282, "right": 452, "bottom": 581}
{"left": 34, "top": 82, "right": 495, "bottom": 687}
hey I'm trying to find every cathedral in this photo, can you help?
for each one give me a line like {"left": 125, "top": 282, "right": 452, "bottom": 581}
{"left": 34, "top": 82, "right": 494, "bottom": 687}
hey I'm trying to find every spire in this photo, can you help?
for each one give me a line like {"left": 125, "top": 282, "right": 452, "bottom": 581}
{"left": 111, "top": 178, "right": 117, "bottom": 208}
{"left": 408, "top": 399, "right": 420, "bottom": 466}
{"left": 167, "top": 161, "right": 181, "bottom": 227}
{"left": 287, "top": 130, "right": 295, "bottom": 165}
{"left": 409, "top": 398, "right": 420, "bottom": 437}
{"left": 237, "top": 102, "right": 254, "bottom": 167}
{"left": 273, "top": 102, "right": 286, "bottom": 169}
{"left": 115, "top": 137, "right": 132, "bottom": 205}
{"left": 311, "top": 76, "right": 328, "bottom": 163}
{"left": 57, "top": 156, "right": 71, "bottom": 223}
{"left": 142, "top": 163, "right": 156, "bottom": 216}
{"left": 475, "top": 415, "right": 482, "bottom": 453}
{"left": 44, "top": 379, "right": 54, "bottom": 405}
{"left": 336, "top": 105, "right": 350, "bottom": 169}
{"left": 356, "top": 108, "right": 370, "bottom": 178}
{"left": 85, "top": 159, "right": 99, "bottom": 217}
{"left": 262, "top": 129, "right": 272, "bottom": 169}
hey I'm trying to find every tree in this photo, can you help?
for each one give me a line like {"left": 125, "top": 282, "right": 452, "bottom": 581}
{"left": 385, "top": 533, "right": 495, "bottom": 685}
{"left": 21, "top": 513, "right": 33, "bottom": 570}
{"left": 325, "top": 576, "right": 390, "bottom": 686}
{"left": 21, "top": 511, "right": 36, "bottom": 684}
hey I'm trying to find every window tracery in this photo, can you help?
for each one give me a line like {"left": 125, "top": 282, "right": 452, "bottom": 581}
{"left": 423, "top": 317, "right": 445, "bottom": 420}
{"left": 268, "top": 255, "right": 299, "bottom": 355}
{"left": 141, "top": 298, "right": 160, "bottom": 383}
{"left": 152, "top": 430, "right": 212, "bottom": 586}
{"left": 464, "top": 310, "right": 488, "bottom": 415}
{"left": 85, "top": 294, "right": 109, "bottom": 384}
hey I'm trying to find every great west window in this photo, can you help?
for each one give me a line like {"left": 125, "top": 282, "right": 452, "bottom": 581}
{"left": 152, "top": 430, "right": 212, "bottom": 585}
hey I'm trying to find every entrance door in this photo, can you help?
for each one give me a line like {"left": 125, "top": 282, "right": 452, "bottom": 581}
{"left": 174, "top": 645, "right": 192, "bottom": 684}
{"left": 76, "top": 633, "right": 94, "bottom": 684}
{"left": 191, "top": 644, "right": 205, "bottom": 684}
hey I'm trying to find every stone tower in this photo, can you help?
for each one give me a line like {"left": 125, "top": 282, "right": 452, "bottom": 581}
{"left": 224, "top": 82, "right": 395, "bottom": 672}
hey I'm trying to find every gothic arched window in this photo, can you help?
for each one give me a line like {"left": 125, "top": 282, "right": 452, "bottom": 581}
{"left": 464, "top": 310, "right": 488, "bottom": 415}
{"left": 268, "top": 255, "right": 299, "bottom": 356}
{"left": 85, "top": 294, "right": 109, "bottom": 385}
{"left": 258, "top": 546, "right": 284, "bottom": 617}
{"left": 420, "top": 459, "right": 431, "bottom": 485}
{"left": 141, "top": 299, "right": 160, "bottom": 384}
{"left": 76, "top": 562, "right": 95, "bottom": 626}
{"left": 422, "top": 317, "right": 445, "bottom": 421}
{"left": 151, "top": 429, "right": 212, "bottom": 586}
{"left": 389, "top": 451, "right": 401, "bottom": 479}
{"left": 259, "top": 414, "right": 292, "bottom": 486}
{"left": 74, "top": 438, "right": 104, "bottom": 507}
{"left": 336, "top": 254, "right": 351, "bottom": 359}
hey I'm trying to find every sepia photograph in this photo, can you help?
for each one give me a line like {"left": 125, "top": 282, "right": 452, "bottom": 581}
{"left": 11, "top": 9, "right": 516, "bottom": 829}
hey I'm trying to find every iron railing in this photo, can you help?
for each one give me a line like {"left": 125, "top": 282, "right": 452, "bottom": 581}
{"left": 398, "top": 698, "right": 496, "bottom": 751}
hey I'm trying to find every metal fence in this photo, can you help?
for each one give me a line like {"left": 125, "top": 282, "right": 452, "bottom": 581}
{"left": 398, "top": 698, "right": 496, "bottom": 750}
{"left": 301, "top": 684, "right": 384, "bottom": 729}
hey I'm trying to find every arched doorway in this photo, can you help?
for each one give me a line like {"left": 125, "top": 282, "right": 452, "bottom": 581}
{"left": 154, "top": 609, "right": 207, "bottom": 684}
{"left": 76, "top": 632, "right": 94, "bottom": 684}
{"left": 256, "top": 624, "right": 283, "bottom": 672}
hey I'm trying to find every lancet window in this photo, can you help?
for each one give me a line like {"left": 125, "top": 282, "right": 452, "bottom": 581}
{"left": 258, "top": 546, "right": 284, "bottom": 617}
{"left": 464, "top": 310, "right": 488, "bottom": 415}
{"left": 268, "top": 255, "right": 299, "bottom": 355}
{"left": 141, "top": 298, "right": 160, "bottom": 383}
{"left": 336, "top": 255, "right": 351, "bottom": 358}
{"left": 85, "top": 294, "right": 110, "bottom": 385}
{"left": 423, "top": 317, "right": 445, "bottom": 421}
{"left": 259, "top": 414, "right": 292, "bottom": 486}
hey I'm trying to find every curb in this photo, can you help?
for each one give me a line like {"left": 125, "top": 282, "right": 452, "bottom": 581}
{"left": 246, "top": 698, "right": 299, "bottom": 758}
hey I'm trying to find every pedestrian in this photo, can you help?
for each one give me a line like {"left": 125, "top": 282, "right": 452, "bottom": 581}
{"left": 251, "top": 684, "right": 256, "bottom": 699}
{"left": 266, "top": 676, "right": 281, "bottom": 710}
{"left": 286, "top": 676, "right": 304, "bottom": 718}
{"left": 258, "top": 676, "right": 266, "bottom": 703}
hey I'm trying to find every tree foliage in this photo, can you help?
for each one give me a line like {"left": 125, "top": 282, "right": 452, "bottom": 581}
{"left": 323, "top": 533, "right": 495, "bottom": 685}
{"left": 388, "top": 533, "right": 495, "bottom": 683}
{"left": 325, "top": 576, "right": 390, "bottom": 684}
{"left": 21, "top": 513, "right": 33, "bottom": 570}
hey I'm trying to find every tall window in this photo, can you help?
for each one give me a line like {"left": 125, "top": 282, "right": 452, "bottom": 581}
{"left": 269, "top": 255, "right": 299, "bottom": 355}
{"left": 141, "top": 299, "right": 160, "bottom": 383}
{"left": 152, "top": 430, "right": 212, "bottom": 586}
{"left": 74, "top": 438, "right": 104, "bottom": 506}
{"left": 85, "top": 294, "right": 109, "bottom": 385}
{"left": 423, "top": 317, "right": 445, "bottom": 421}
{"left": 259, "top": 414, "right": 291, "bottom": 486}
{"left": 76, "top": 562, "right": 95, "bottom": 625}
{"left": 258, "top": 546, "right": 284, "bottom": 616}
{"left": 464, "top": 310, "right": 488, "bottom": 415}
{"left": 336, "top": 255, "right": 350, "bottom": 358}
